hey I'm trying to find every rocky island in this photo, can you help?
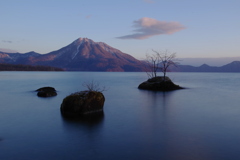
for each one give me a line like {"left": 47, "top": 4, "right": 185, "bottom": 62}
{"left": 60, "top": 90, "right": 105, "bottom": 118}
{"left": 138, "top": 76, "right": 183, "bottom": 91}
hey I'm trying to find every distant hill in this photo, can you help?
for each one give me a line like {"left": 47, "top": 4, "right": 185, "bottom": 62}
{"left": 171, "top": 61, "right": 240, "bottom": 72}
{"left": 179, "top": 57, "right": 240, "bottom": 66}
{"left": 0, "top": 38, "right": 145, "bottom": 71}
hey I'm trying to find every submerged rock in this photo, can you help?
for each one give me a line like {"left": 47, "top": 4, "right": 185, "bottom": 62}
{"left": 36, "top": 87, "right": 57, "bottom": 97}
{"left": 138, "top": 76, "right": 183, "bottom": 91}
{"left": 60, "top": 91, "right": 105, "bottom": 118}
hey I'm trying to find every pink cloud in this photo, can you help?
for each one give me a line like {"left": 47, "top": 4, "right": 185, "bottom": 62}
{"left": 85, "top": 15, "right": 92, "bottom": 19}
{"left": 117, "top": 17, "right": 186, "bottom": 40}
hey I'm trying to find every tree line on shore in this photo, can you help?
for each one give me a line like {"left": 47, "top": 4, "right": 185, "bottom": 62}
{"left": 0, "top": 63, "right": 64, "bottom": 71}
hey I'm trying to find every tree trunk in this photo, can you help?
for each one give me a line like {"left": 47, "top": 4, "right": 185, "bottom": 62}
{"left": 163, "top": 71, "right": 166, "bottom": 81}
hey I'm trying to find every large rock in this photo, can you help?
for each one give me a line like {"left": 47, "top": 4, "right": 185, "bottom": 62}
{"left": 60, "top": 91, "right": 105, "bottom": 117}
{"left": 36, "top": 87, "right": 57, "bottom": 97}
{"left": 138, "top": 76, "right": 183, "bottom": 91}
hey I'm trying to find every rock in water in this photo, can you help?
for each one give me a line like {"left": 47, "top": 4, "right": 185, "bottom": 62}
{"left": 60, "top": 91, "right": 105, "bottom": 117}
{"left": 138, "top": 76, "right": 183, "bottom": 91}
{"left": 36, "top": 87, "right": 57, "bottom": 97}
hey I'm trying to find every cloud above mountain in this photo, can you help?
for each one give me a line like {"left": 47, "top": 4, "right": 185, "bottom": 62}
{"left": 117, "top": 17, "right": 186, "bottom": 40}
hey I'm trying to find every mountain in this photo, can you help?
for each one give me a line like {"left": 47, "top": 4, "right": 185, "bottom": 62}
{"left": 171, "top": 61, "right": 240, "bottom": 72}
{"left": 0, "top": 51, "right": 41, "bottom": 64}
{"left": 220, "top": 61, "right": 240, "bottom": 72}
{"left": 1, "top": 38, "right": 240, "bottom": 72}
{"left": 179, "top": 57, "right": 240, "bottom": 66}
{"left": 0, "top": 38, "right": 145, "bottom": 71}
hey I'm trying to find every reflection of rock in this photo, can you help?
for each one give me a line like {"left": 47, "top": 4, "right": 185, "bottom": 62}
{"left": 138, "top": 76, "right": 184, "bottom": 91}
{"left": 60, "top": 91, "right": 105, "bottom": 118}
{"left": 36, "top": 87, "right": 57, "bottom": 97}
{"left": 61, "top": 111, "right": 104, "bottom": 124}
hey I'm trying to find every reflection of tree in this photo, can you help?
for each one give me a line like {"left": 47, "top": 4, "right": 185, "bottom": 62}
{"left": 146, "top": 91, "right": 171, "bottom": 106}
{"left": 138, "top": 90, "right": 177, "bottom": 124}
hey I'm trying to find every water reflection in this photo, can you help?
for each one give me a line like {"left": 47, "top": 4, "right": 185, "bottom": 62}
{"left": 136, "top": 89, "right": 212, "bottom": 159}
{"left": 138, "top": 89, "right": 176, "bottom": 111}
{"left": 60, "top": 112, "right": 105, "bottom": 159}
{"left": 61, "top": 111, "right": 105, "bottom": 128}
{"left": 2, "top": 72, "right": 240, "bottom": 159}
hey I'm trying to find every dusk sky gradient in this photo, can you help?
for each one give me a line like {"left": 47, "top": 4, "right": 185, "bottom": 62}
{"left": 1, "top": 0, "right": 240, "bottom": 62}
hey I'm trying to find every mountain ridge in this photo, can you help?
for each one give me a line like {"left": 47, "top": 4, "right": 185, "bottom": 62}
{"left": 0, "top": 38, "right": 145, "bottom": 71}
{"left": 171, "top": 61, "right": 240, "bottom": 72}
{"left": 1, "top": 38, "right": 240, "bottom": 72}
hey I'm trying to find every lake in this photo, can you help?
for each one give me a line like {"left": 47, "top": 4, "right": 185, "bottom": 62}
{"left": 0, "top": 71, "right": 240, "bottom": 160}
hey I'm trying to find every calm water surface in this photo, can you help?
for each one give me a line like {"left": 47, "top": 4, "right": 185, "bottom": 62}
{"left": 0, "top": 72, "right": 240, "bottom": 160}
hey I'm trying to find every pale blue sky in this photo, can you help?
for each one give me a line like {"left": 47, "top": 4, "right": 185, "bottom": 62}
{"left": 1, "top": 0, "right": 240, "bottom": 60}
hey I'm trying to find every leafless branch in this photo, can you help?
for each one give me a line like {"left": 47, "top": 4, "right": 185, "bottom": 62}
{"left": 82, "top": 80, "right": 107, "bottom": 92}
{"left": 144, "top": 49, "right": 180, "bottom": 80}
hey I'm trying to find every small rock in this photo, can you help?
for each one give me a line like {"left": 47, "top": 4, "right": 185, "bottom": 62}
{"left": 36, "top": 87, "right": 57, "bottom": 97}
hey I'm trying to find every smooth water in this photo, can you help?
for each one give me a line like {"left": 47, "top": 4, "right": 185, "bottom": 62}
{"left": 0, "top": 72, "right": 240, "bottom": 160}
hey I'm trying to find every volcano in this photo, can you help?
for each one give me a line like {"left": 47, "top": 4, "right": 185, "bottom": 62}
{"left": 0, "top": 38, "right": 145, "bottom": 71}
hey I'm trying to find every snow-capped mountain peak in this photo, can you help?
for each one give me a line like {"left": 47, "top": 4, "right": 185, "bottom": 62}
{"left": 74, "top": 37, "right": 94, "bottom": 45}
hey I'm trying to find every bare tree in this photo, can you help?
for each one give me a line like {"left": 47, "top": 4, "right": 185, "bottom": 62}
{"left": 144, "top": 52, "right": 161, "bottom": 78}
{"left": 145, "top": 50, "right": 179, "bottom": 81}
{"left": 82, "top": 80, "right": 107, "bottom": 92}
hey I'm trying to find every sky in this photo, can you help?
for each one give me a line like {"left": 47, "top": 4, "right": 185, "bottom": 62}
{"left": 1, "top": 0, "right": 240, "bottom": 64}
